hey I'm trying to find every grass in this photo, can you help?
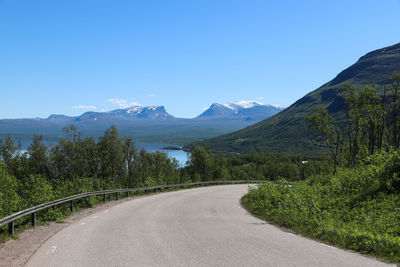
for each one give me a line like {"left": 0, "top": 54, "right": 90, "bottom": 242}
{"left": 241, "top": 179, "right": 400, "bottom": 264}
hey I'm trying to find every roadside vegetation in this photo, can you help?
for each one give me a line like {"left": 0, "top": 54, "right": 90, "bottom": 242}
{"left": 0, "top": 124, "right": 330, "bottom": 241}
{"left": 243, "top": 151, "right": 400, "bottom": 263}
{"left": 243, "top": 73, "right": 400, "bottom": 263}
{"left": 0, "top": 125, "right": 185, "bottom": 241}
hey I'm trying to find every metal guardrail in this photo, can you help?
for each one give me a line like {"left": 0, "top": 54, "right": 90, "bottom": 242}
{"left": 0, "top": 180, "right": 265, "bottom": 235}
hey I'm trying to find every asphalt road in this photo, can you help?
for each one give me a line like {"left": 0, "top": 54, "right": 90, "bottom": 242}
{"left": 26, "top": 185, "right": 393, "bottom": 267}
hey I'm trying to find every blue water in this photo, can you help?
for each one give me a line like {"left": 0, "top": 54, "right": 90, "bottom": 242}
{"left": 135, "top": 142, "right": 189, "bottom": 167}
{"left": 19, "top": 141, "right": 189, "bottom": 167}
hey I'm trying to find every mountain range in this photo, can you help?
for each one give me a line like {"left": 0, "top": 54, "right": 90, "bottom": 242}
{"left": 0, "top": 101, "right": 284, "bottom": 145}
{"left": 188, "top": 42, "right": 400, "bottom": 155}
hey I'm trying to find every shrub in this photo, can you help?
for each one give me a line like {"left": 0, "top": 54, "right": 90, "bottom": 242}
{"left": 0, "top": 163, "right": 21, "bottom": 218}
{"left": 18, "top": 174, "right": 54, "bottom": 208}
{"left": 242, "top": 151, "right": 400, "bottom": 263}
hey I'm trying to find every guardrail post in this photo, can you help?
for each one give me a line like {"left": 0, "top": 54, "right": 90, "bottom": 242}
{"left": 70, "top": 201, "right": 73, "bottom": 212}
{"left": 31, "top": 212, "right": 36, "bottom": 227}
{"left": 116, "top": 192, "right": 119, "bottom": 200}
{"left": 136, "top": 190, "right": 139, "bottom": 196}
{"left": 52, "top": 205, "right": 55, "bottom": 211}
{"left": 103, "top": 194, "right": 106, "bottom": 203}
{"left": 8, "top": 222, "right": 14, "bottom": 235}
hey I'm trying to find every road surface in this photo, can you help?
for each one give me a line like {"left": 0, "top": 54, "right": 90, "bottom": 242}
{"left": 26, "top": 185, "right": 392, "bottom": 266}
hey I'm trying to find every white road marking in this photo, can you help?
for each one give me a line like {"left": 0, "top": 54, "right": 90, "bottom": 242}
{"left": 47, "top": 245, "right": 57, "bottom": 255}
{"left": 92, "top": 215, "right": 98, "bottom": 219}
{"left": 80, "top": 222, "right": 86, "bottom": 225}
{"left": 65, "top": 232, "right": 71, "bottom": 239}
{"left": 104, "top": 210, "right": 109, "bottom": 213}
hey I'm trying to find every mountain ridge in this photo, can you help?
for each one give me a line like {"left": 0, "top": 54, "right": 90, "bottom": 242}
{"left": 0, "top": 100, "right": 284, "bottom": 145}
{"left": 187, "top": 42, "right": 400, "bottom": 154}
{"left": 11, "top": 101, "right": 283, "bottom": 123}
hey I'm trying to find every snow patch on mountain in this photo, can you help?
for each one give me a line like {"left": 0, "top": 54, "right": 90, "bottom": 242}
{"left": 268, "top": 104, "right": 286, "bottom": 109}
{"left": 126, "top": 105, "right": 144, "bottom": 114}
{"left": 222, "top": 100, "right": 284, "bottom": 111}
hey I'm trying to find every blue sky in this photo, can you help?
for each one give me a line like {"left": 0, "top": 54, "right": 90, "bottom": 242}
{"left": 1, "top": 0, "right": 399, "bottom": 119}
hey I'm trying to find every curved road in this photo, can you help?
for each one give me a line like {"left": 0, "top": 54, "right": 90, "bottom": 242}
{"left": 26, "top": 185, "right": 392, "bottom": 267}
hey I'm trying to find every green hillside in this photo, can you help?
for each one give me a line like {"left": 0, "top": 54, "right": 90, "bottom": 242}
{"left": 187, "top": 43, "right": 400, "bottom": 155}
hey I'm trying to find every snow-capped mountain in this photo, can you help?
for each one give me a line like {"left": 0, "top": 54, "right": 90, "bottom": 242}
{"left": 197, "top": 101, "right": 284, "bottom": 121}
{"left": 223, "top": 100, "right": 284, "bottom": 111}
{"left": 110, "top": 105, "right": 171, "bottom": 119}
{"left": 197, "top": 103, "right": 235, "bottom": 118}
{"left": 47, "top": 105, "right": 175, "bottom": 123}
{"left": 86, "top": 105, "right": 173, "bottom": 121}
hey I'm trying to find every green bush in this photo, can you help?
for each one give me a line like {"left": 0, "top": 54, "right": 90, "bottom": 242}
{"left": 242, "top": 150, "right": 400, "bottom": 263}
{"left": 18, "top": 174, "right": 54, "bottom": 208}
{"left": 0, "top": 163, "right": 21, "bottom": 218}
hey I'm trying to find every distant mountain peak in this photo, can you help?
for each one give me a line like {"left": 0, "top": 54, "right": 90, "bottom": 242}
{"left": 46, "top": 114, "right": 74, "bottom": 121}
{"left": 197, "top": 100, "right": 284, "bottom": 120}
{"left": 96, "top": 105, "right": 173, "bottom": 120}
{"left": 223, "top": 100, "right": 263, "bottom": 110}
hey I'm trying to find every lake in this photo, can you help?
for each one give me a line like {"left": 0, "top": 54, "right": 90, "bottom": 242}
{"left": 135, "top": 142, "right": 189, "bottom": 167}
{"left": 19, "top": 140, "right": 189, "bottom": 167}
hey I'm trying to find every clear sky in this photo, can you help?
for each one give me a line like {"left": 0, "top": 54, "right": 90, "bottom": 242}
{"left": 1, "top": 0, "right": 399, "bottom": 119}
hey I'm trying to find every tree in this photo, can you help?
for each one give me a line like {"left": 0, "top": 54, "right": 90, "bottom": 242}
{"left": 341, "top": 83, "right": 365, "bottom": 167}
{"left": 308, "top": 82, "right": 390, "bottom": 169}
{"left": 50, "top": 125, "right": 99, "bottom": 181}
{"left": 187, "top": 146, "right": 213, "bottom": 181}
{"left": 358, "top": 86, "right": 386, "bottom": 154}
{"left": 98, "top": 126, "right": 125, "bottom": 187}
{"left": 123, "top": 137, "right": 137, "bottom": 187}
{"left": 0, "top": 134, "right": 21, "bottom": 176}
{"left": 389, "top": 72, "right": 400, "bottom": 148}
{"left": 0, "top": 163, "right": 20, "bottom": 217}
{"left": 27, "top": 135, "right": 50, "bottom": 177}
{"left": 79, "top": 136, "right": 99, "bottom": 179}
{"left": 305, "top": 105, "right": 342, "bottom": 174}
